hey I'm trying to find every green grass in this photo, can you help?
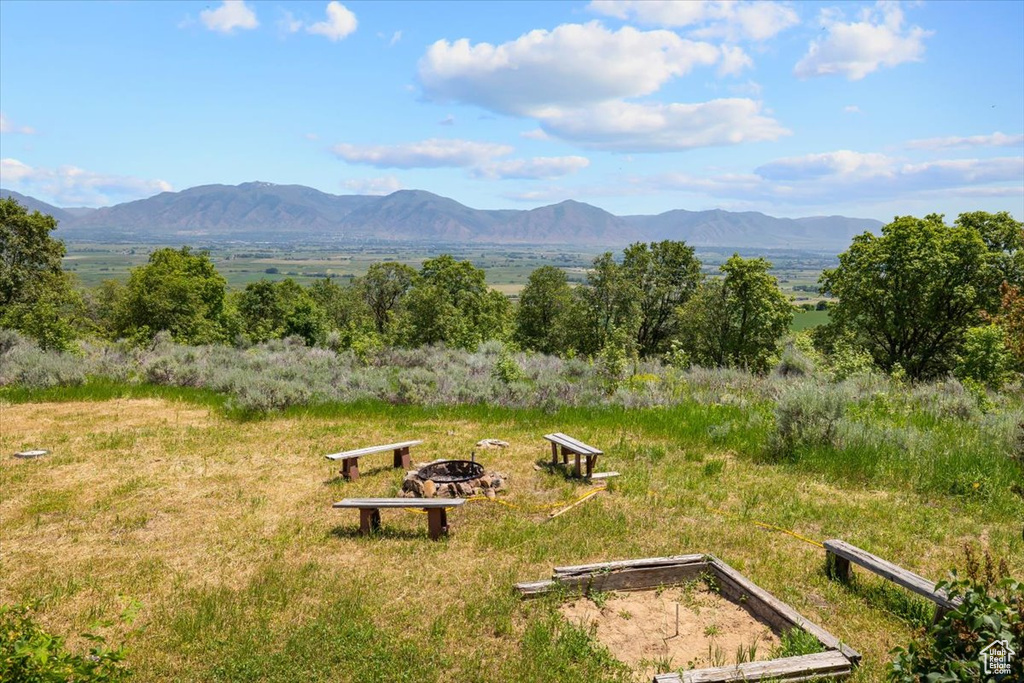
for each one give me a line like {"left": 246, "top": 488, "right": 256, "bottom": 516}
{"left": 791, "top": 308, "right": 830, "bottom": 331}
{"left": 2, "top": 384, "right": 1021, "bottom": 682}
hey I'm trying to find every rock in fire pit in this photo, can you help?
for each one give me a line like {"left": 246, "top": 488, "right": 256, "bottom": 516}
{"left": 402, "top": 459, "right": 507, "bottom": 499}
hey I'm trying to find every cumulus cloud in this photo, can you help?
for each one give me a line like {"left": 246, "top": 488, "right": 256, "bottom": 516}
{"left": 200, "top": 0, "right": 259, "bottom": 34}
{"left": 419, "top": 22, "right": 721, "bottom": 115}
{"left": 844, "top": 105, "right": 861, "bottom": 113}
{"left": 342, "top": 175, "right": 402, "bottom": 195}
{"left": 718, "top": 45, "right": 753, "bottom": 76}
{"left": 906, "top": 131, "right": 1024, "bottom": 150}
{"left": 0, "top": 113, "right": 35, "bottom": 135}
{"left": 794, "top": 1, "right": 931, "bottom": 80}
{"left": 472, "top": 156, "right": 590, "bottom": 180}
{"left": 520, "top": 129, "right": 550, "bottom": 140}
{"left": 331, "top": 138, "right": 514, "bottom": 168}
{"left": 0, "top": 158, "right": 172, "bottom": 206}
{"left": 589, "top": 1, "right": 800, "bottom": 41}
{"left": 307, "top": 1, "right": 357, "bottom": 41}
{"left": 536, "top": 99, "right": 789, "bottom": 152}
{"left": 639, "top": 150, "right": 1024, "bottom": 205}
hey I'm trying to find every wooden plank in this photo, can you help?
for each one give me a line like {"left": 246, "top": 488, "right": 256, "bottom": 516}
{"left": 709, "top": 558, "right": 861, "bottom": 664}
{"left": 554, "top": 554, "right": 707, "bottom": 576}
{"left": 653, "top": 650, "right": 853, "bottom": 683}
{"left": 332, "top": 497, "right": 466, "bottom": 509}
{"left": 518, "top": 564, "right": 708, "bottom": 598}
{"left": 823, "top": 540, "right": 958, "bottom": 610}
{"left": 543, "top": 433, "right": 603, "bottom": 456}
{"left": 590, "top": 471, "right": 620, "bottom": 480}
{"left": 325, "top": 440, "right": 423, "bottom": 460}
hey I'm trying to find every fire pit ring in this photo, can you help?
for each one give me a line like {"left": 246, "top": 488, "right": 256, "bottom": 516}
{"left": 417, "top": 460, "right": 484, "bottom": 484}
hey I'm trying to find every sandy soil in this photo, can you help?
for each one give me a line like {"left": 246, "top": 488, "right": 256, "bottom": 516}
{"left": 560, "top": 586, "right": 780, "bottom": 679}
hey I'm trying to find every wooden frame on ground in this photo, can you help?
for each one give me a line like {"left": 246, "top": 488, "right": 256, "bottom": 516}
{"left": 514, "top": 554, "right": 860, "bottom": 683}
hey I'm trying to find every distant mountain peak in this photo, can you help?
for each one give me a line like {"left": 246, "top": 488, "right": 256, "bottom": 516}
{"left": 2, "top": 183, "right": 882, "bottom": 250}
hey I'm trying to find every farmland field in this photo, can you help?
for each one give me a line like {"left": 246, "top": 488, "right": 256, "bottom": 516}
{"left": 2, "top": 386, "right": 1021, "bottom": 682}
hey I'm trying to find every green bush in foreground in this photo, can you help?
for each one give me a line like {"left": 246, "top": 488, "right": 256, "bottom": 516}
{"left": 889, "top": 549, "right": 1023, "bottom": 682}
{"left": 0, "top": 602, "right": 131, "bottom": 682}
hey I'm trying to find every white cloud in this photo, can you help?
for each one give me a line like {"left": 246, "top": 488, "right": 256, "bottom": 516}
{"left": 438, "top": 114, "right": 456, "bottom": 126}
{"left": 794, "top": 1, "right": 931, "bottom": 80}
{"left": 718, "top": 45, "right": 753, "bottom": 76}
{"left": 0, "top": 158, "right": 172, "bottom": 207}
{"left": 844, "top": 105, "right": 861, "bottom": 114}
{"left": 638, "top": 151, "right": 1024, "bottom": 205}
{"left": 419, "top": 22, "right": 721, "bottom": 116}
{"left": 0, "top": 113, "right": 35, "bottom": 135}
{"left": 307, "top": 1, "right": 357, "bottom": 41}
{"left": 199, "top": 1, "right": 259, "bottom": 34}
{"left": 589, "top": 1, "right": 800, "bottom": 41}
{"left": 520, "top": 128, "right": 550, "bottom": 140}
{"left": 342, "top": 175, "right": 402, "bottom": 195}
{"left": 906, "top": 131, "right": 1024, "bottom": 150}
{"left": 536, "top": 98, "right": 789, "bottom": 152}
{"left": 279, "top": 10, "right": 303, "bottom": 34}
{"left": 331, "top": 138, "right": 514, "bottom": 168}
{"left": 389, "top": 30, "right": 402, "bottom": 46}
{"left": 472, "top": 156, "right": 590, "bottom": 180}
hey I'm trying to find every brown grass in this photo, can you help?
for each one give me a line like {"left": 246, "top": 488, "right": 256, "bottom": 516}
{"left": 1, "top": 397, "right": 1022, "bottom": 681}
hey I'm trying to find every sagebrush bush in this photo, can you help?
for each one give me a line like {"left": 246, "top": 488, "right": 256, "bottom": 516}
{"left": 767, "top": 382, "right": 850, "bottom": 461}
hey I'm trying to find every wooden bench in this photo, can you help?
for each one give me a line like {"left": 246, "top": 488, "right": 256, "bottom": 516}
{"left": 825, "top": 539, "right": 961, "bottom": 617}
{"left": 332, "top": 498, "right": 466, "bottom": 540}
{"left": 325, "top": 440, "right": 422, "bottom": 480}
{"left": 544, "top": 432, "right": 603, "bottom": 478}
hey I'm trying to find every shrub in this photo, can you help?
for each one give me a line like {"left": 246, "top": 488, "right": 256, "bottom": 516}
{"left": 0, "top": 602, "right": 131, "bottom": 682}
{"left": 955, "top": 324, "right": 1013, "bottom": 390}
{"left": 888, "top": 548, "right": 1022, "bottom": 682}
{"left": 767, "top": 382, "right": 848, "bottom": 460}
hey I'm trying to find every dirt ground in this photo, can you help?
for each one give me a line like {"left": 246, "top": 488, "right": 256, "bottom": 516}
{"left": 560, "top": 586, "right": 780, "bottom": 678}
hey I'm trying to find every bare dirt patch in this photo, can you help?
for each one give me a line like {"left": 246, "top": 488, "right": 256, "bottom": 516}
{"left": 559, "top": 586, "right": 779, "bottom": 679}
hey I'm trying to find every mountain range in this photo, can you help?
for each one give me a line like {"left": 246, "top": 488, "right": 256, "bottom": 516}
{"left": 1, "top": 182, "right": 882, "bottom": 250}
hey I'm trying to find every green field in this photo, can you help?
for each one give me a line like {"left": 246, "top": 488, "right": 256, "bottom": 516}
{"left": 792, "top": 309, "right": 831, "bottom": 331}
{"left": 2, "top": 378, "right": 1021, "bottom": 682}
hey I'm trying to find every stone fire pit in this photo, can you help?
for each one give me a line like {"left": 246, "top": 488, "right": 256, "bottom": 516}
{"left": 402, "top": 459, "right": 506, "bottom": 499}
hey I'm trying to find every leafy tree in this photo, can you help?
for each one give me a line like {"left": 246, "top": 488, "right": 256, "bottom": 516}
{"left": 955, "top": 324, "right": 1013, "bottom": 389}
{"left": 359, "top": 262, "right": 416, "bottom": 335}
{"left": 575, "top": 252, "right": 640, "bottom": 356}
{"left": 820, "top": 214, "right": 1010, "bottom": 380}
{"left": 990, "top": 283, "right": 1024, "bottom": 366}
{"left": 400, "top": 255, "right": 510, "bottom": 349}
{"left": 954, "top": 210, "right": 1024, "bottom": 302}
{"left": 0, "top": 198, "right": 82, "bottom": 350}
{"left": 676, "top": 255, "right": 792, "bottom": 372}
{"left": 113, "top": 246, "right": 229, "bottom": 344}
{"left": 621, "top": 240, "right": 702, "bottom": 357}
{"left": 235, "top": 278, "right": 331, "bottom": 346}
{"left": 514, "top": 265, "right": 574, "bottom": 354}
{"left": 236, "top": 279, "right": 288, "bottom": 343}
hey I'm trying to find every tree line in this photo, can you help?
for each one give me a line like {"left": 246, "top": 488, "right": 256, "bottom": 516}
{"left": 2, "top": 197, "right": 1021, "bottom": 386}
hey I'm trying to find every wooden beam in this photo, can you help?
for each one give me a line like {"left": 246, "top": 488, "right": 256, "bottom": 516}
{"left": 653, "top": 650, "right": 853, "bottom": 682}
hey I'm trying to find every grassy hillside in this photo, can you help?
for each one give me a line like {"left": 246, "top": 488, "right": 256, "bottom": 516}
{"left": 2, "top": 388, "right": 1022, "bottom": 682}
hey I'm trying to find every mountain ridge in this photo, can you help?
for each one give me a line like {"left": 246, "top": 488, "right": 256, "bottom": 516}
{"left": 2, "top": 183, "right": 882, "bottom": 250}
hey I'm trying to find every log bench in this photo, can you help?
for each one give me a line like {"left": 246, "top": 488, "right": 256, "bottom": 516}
{"left": 544, "top": 432, "right": 603, "bottom": 478}
{"left": 325, "top": 440, "right": 422, "bottom": 481}
{"left": 824, "top": 539, "right": 961, "bottom": 618}
{"left": 332, "top": 497, "right": 466, "bottom": 540}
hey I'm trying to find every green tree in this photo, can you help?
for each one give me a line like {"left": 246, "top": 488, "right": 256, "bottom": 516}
{"left": 359, "top": 262, "right": 416, "bottom": 335}
{"left": 514, "top": 265, "right": 573, "bottom": 354}
{"left": 575, "top": 252, "right": 640, "bottom": 356}
{"left": 400, "top": 255, "right": 510, "bottom": 349}
{"left": 676, "top": 255, "right": 792, "bottom": 372}
{"left": 113, "top": 246, "right": 229, "bottom": 344}
{"left": 621, "top": 240, "right": 702, "bottom": 357}
{"left": 0, "top": 198, "right": 82, "bottom": 350}
{"left": 820, "top": 214, "right": 1001, "bottom": 379}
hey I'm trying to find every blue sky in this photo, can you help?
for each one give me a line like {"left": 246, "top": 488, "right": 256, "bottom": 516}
{"left": 1, "top": 0, "right": 1021, "bottom": 220}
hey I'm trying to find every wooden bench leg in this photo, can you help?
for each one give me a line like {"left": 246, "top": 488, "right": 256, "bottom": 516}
{"left": 426, "top": 508, "right": 448, "bottom": 540}
{"left": 573, "top": 453, "right": 582, "bottom": 478}
{"left": 393, "top": 446, "right": 411, "bottom": 469}
{"left": 826, "top": 550, "right": 851, "bottom": 582}
{"left": 551, "top": 442, "right": 559, "bottom": 465}
{"left": 561, "top": 446, "right": 570, "bottom": 465}
{"left": 359, "top": 508, "right": 381, "bottom": 535}
{"left": 586, "top": 455, "right": 596, "bottom": 478}
{"left": 342, "top": 457, "right": 360, "bottom": 481}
